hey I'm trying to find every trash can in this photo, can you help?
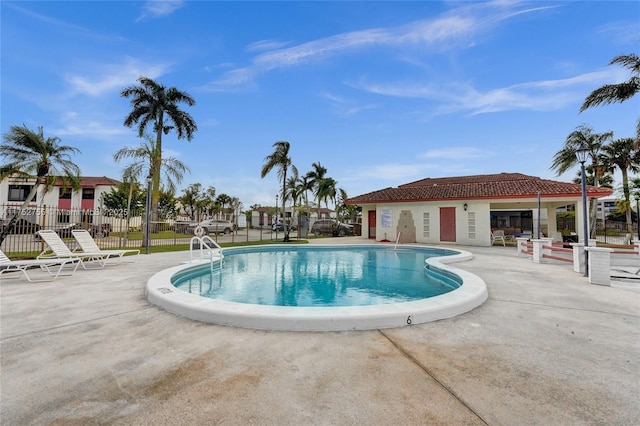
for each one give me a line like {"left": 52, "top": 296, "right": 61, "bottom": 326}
{"left": 562, "top": 234, "right": 578, "bottom": 248}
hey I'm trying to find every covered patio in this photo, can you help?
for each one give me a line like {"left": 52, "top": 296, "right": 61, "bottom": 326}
{"left": 347, "top": 173, "right": 612, "bottom": 247}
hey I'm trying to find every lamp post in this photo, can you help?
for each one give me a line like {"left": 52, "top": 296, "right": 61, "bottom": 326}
{"left": 144, "top": 175, "right": 152, "bottom": 255}
{"left": 275, "top": 194, "right": 279, "bottom": 241}
{"left": 575, "top": 143, "right": 589, "bottom": 276}
{"left": 635, "top": 193, "right": 640, "bottom": 242}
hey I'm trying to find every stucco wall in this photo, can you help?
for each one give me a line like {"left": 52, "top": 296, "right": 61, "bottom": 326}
{"left": 358, "top": 202, "right": 494, "bottom": 246}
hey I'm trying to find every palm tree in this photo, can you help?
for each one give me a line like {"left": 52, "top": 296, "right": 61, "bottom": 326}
{"left": 202, "top": 186, "right": 217, "bottom": 218}
{"left": 316, "top": 177, "right": 338, "bottom": 212}
{"left": 215, "top": 193, "right": 232, "bottom": 220}
{"left": 336, "top": 187, "right": 357, "bottom": 224}
{"left": 121, "top": 76, "right": 197, "bottom": 219}
{"left": 230, "top": 196, "right": 242, "bottom": 232}
{"left": 0, "top": 125, "right": 81, "bottom": 245}
{"left": 180, "top": 183, "right": 205, "bottom": 220}
{"left": 580, "top": 53, "right": 640, "bottom": 147}
{"left": 571, "top": 165, "right": 613, "bottom": 188}
{"left": 114, "top": 134, "right": 190, "bottom": 239}
{"left": 551, "top": 124, "right": 613, "bottom": 237}
{"left": 299, "top": 172, "right": 315, "bottom": 229}
{"left": 630, "top": 178, "right": 640, "bottom": 225}
{"left": 261, "top": 141, "right": 297, "bottom": 241}
{"left": 114, "top": 134, "right": 190, "bottom": 196}
{"left": 285, "top": 174, "right": 303, "bottom": 232}
{"left": 551, "top": 124, "right": 612, "bottom": 182}
{"left": 307, "top": 162, "right": 327, "bottom": 221}
{"left": 580, "top": 53, "right": 640, "bottom": 112}
{"left": 601, "top": 137, "right": 640, "bottom": 234}
{"left": 299, "top": 173, "right": 313, "bottom": 209}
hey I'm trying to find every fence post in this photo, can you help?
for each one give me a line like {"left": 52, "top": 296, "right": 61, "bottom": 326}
{"left": 585, "top": 247, "right": 613, "bottom": 286}
{"left": 532, "top": 239, "right": 545, "bottom": 264}
{"left": 572, "top": 243, "right": 585, "bottom": 274}
{"left": 542, "top": 237, "right": 554, "bottom": 263}
{"left": 516, "top": 237, "right": 529, "bottom": 257}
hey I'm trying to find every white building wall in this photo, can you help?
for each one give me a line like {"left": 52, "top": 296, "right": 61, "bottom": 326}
{"left": 356, "top": 202, "right": 494, "bottom": 246}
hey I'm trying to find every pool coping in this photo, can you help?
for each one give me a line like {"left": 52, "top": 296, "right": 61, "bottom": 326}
{"left": 145, "top": 244, "right": 489, "bottom": 331}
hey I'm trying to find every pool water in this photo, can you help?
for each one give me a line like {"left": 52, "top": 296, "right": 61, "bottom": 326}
{"left": 172, "top": 246, "right": 460, "bottom": 307}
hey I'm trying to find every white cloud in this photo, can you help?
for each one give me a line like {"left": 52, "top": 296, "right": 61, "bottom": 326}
{"left": 200, "top": 68, "right": 256, "bottom": 92}
{"left": 204, "top": 1, "right": 549, "bottom": 91}
{"left": 343, "top": 161, "right": 481, "bottom": 195}
{"left": 246, "top": 39, "right": 290, "bottom": 52}
{"left": 344, "top": 104, "right": 379, "bottom": 116}
{"left": 419, "top": 147, "right": 491, "bottom": 160}
{"left": 138, "top": 1, "right": 185, "bottom": 21}
{"left": 163, "top": 148, "right": 183, "bottom": 158}
{"left": 355, "top": 163, "right": 432, "bottom": 181}
{"left": 595, "top": 21, "right": 640, "bottom": 44}
{"left": 355, "top": 67, "right": 629, "bottom": 116}
{"left": 321, "top": 91, "right": 379, "bottom": 116}
{"left": 51, "top": 120, "right": 129, "bottom": 139}
{"left": 320, "top": 91, "right": 347, "bottom": 104}
{"left": 200, "top": 118, "right": 221, "bottom": 127}
{"left": 65, "top": 58, "right": 170, "bottom": 97}
{"left": 7, "top": 3, "right": 125, "bottom": 41}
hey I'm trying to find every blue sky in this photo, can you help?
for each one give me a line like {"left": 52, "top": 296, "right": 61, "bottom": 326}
{"left": 2, "top": 1, "right": 639, "bottom": 208}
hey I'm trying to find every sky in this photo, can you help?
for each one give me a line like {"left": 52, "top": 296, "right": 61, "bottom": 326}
{"left": 2, "top": 1, "right": 639, "bottom": 209}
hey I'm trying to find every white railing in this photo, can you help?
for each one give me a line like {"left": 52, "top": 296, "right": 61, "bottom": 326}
{"left": 394, "top": 232, "right": 402, "bottom": 249}
{"left": 516, "top": 238, "right": 640, "bottom": 286}
{"left": 189, "top": 235, "right": 224, "bottom": 263}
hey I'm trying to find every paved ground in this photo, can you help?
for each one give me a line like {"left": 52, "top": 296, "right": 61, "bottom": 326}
{"left": 1, "top": 239, "right": 638, "bottom": 425}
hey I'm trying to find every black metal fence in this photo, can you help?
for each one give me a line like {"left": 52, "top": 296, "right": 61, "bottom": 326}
{"left": 0, "top": 204, "right": 304, "bottom": 255}
{"left": 596, "top": 220, "right": 638, "bottom": 245}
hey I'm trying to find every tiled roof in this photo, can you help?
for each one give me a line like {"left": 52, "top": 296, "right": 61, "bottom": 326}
{"left": 346, "top": 173, "right": 612, "bottom": 204}
{"left": 76, "top": 176, "right": 121, "bottom": 187}
{"left": 6, "top": 175, "right": 121, "bottom": 187}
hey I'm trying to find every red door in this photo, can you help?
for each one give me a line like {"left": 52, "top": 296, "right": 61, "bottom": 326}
{"left": 440, "top": 207, "right": 456, "bottom": 242}
{"left": 368, "top": 210, "right": 376, "bottom": 239}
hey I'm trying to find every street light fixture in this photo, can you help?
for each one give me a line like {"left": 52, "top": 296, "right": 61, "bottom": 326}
{"left": 575, "top": 143, "right": 589, "bottom": 276}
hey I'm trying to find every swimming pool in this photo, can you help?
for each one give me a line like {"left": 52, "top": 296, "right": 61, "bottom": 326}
{"left": 172, "top": 246, "right": 461, "bottom": 306}
{"left": 147, "top": 244, "right": 488, "bottom": 331}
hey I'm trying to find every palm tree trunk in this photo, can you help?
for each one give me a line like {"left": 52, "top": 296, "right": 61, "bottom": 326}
{"left": 151, "top": 128, "right": 163, "bottom": 224}
{"left": 282, "top": 171, "right": 289, "bottom": 242}
{"left": 589, "top": 164, "right": 600, "bottom": 238}
{"left": 123, "top": 181, "right": 133, "bottom": 247}
{"left": 622, "top": 169, "right": 633, "bottom": 234}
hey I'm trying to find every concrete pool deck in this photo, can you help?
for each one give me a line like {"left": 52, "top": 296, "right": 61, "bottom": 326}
{"left": 1, "top": 238, "right": 638, "bottom": 425}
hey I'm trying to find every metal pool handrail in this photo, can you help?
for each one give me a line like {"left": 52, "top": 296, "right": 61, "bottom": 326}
{"left": 190, "top": 235, "right": 224, "bottom": 263}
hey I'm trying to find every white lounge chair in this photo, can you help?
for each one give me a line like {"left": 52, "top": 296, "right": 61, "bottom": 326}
{"left": 36, "top": 229, "right": 110, "bottom": 269}
{"left": 491, "top": 230, "right": 506, "bottom": 247}
{"left": 71, "top": 229, "right": 140, "bottom": 264}
{"left": 1, "top": 249, "right": 80, "bottom": 282}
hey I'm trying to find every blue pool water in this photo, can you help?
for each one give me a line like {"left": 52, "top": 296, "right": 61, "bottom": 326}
{"left": 172, "top": 246, "right": 461, "bottom": 307}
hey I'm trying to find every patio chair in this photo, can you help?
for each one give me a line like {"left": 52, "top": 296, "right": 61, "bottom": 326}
{"left": 36, "top": 229, "right": 110, "bottom": 269}
{"left": 491, "top": 230, "right": 506, "bottom": 247}
{"left": 71, "top": 229, "right": 140, "bottom": 264}
{"left": 1, "top": 249, "right": 80, "bottom": 282}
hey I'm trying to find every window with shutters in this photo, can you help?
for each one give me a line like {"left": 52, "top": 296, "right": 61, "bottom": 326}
{"left": 423, "top": 212, "right": 430, "bottom": 238}
{"left": 468, "top": 212, "right": 476, "bottom": 239}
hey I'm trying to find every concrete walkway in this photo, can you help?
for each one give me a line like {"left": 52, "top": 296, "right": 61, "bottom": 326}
{"left": 1, "top": 240, "right": 638, "bottom": 425}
